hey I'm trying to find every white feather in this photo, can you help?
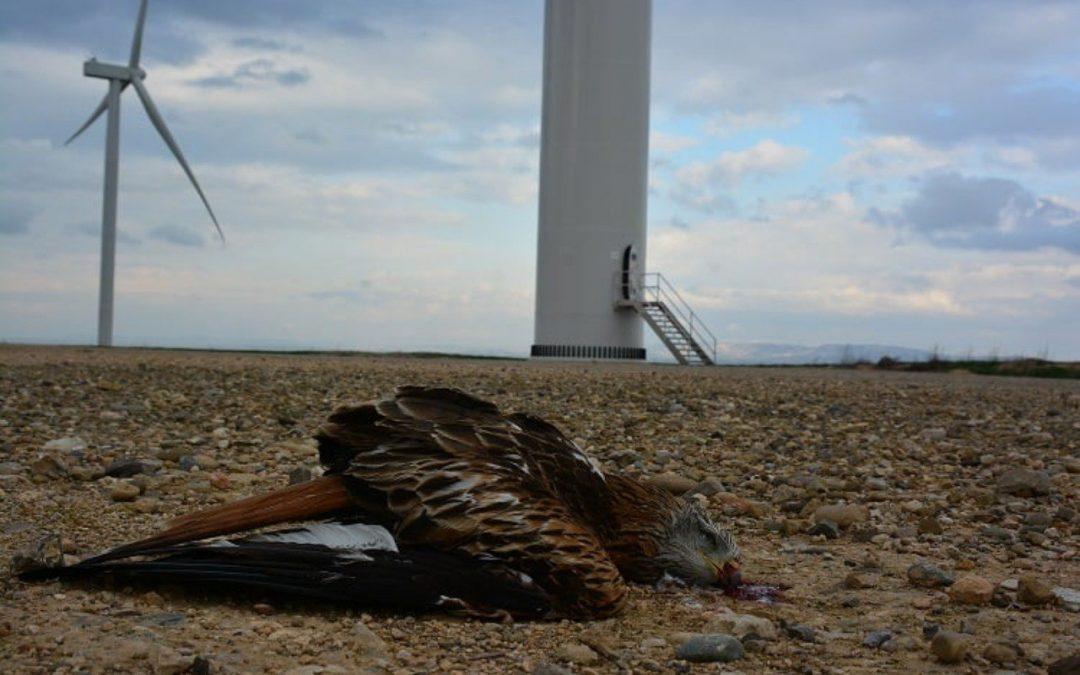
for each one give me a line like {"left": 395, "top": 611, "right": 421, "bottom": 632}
{"left": 249, "top": 522, "right": 398, "bottom": 553}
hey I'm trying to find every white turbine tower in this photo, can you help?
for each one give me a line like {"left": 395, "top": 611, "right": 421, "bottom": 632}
{"left": 65, "top": 0, "right": 224, "bottom": 347}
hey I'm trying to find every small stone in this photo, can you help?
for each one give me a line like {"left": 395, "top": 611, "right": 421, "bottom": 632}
{"left": 862, "top": 630, "right": 892, "bottom": 648}
{"left": 812, "top": 504, "right": 867, "bottom": 529}
{"left": 983, "top": 642, "right": 1021, "bottom": 665}
{"left": 639, "top": 637, "right": 667, "bottom": 650}
{"left": 178, "top": 455, "right": 199, "bottom": 471}
{"left": 132, "top": 497, "right": 160, "bottom": 513}
{"left": 105, "top": 457, "right": 157, "bottom": 478}
{"left": 675, "top": 634, "right": 744, "bottom": 663}
{"left": 881, "top": 635, "right": 919, "bottom": 652}
{"left": 893, "top": 525, "right": 918, "bottom": 540}
{"left": 30, "top": 454, "right": 69, "bottom": 478}
{"left": 288, "top": 467, "right": 312, "bottom": 485}
{"left": 930, "top": 631, "right": 969, "bottom": 664}
{"left": 996, "top": 468, "right": 1051, "bottom": 497}
{"left": 981, "top": 525, "right": 1013, "bottom": 542}
{"left": 353, "top": 621, "right": 388, "bottom": 656}
{"left": 110, "top": 482, "right": 141, "bottom": 502}
{"left": 844, "top": 572, "right": 878, "bottom": 589}
{"left": 706, "top": 612, "right": 776, "bottom": 640}
{"left": 907, "top": 561, "right": 954, "bottom": 588}
{"left": 807, "top": 519, "right": 840, "bottom": 539}
{"left": 947, "top": 575, "right": 994, "bottom": 605}
{"left": 532, "top": 663, "right": 573, "bottom": 675}
{"left": 155, "top": 445, "right": 187, "bottom": 462}
{"left": 209, "top": 472, "right": 231, "bottom": 491}
{"left": 921, "top": 427, "right": 947, "bottom": 441}
{"left": 1048, "top": 653, "right": 1080, "bottom": 675}
{"left": 646, "top": 472, "right": 696, "bottom": 495}
{"left": 1017, "top": 575, "right": 1057, "bottom": 605}
{"left": 556, "top": 643, "right": 598, "bottom": 665}
{"left": 43, "top": 437, "right": 86, "bottom": 454}
{"left": 780, "top": 620, "right": 817, "bottom": 643}
{"left": 917, "top": 516, "right": 943, "bottom": 535}
{"left": 688, "top": 477, "right": 726, "bottom": 497}
{"left": 0, "top": 461, "right": 23, "bottom": 475}
{"left": 253, "top": 603, "right": 274, "bottom": 615}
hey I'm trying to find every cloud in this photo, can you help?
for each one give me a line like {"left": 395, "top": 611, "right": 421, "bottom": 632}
{"left": 836, "top": 135, "right": 957, "bottom": 179}
{"left": 651, "top": 130, "right": 697, "bottom": 154}
{"left": 671, "top": 140, "right": 808, "bottom": 212}
{"left": 231, "top": 36, "right": 299, "bottom": 52}
{"left": 148, "top": 224, "right": 205, "bottom": 248}
{"left": 189, "top": 58, "right": 310, "bottom": 89}
{"left": 74, "top": 222, "right": 140, "bottom": 245}
{"left": 0, "top": 203, "right": 34, "bottom": 235}
{"left": 872, "top": 172, "right": 1080, "bottom": 254}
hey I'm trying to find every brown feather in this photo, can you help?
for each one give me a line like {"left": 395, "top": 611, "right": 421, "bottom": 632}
{"left": 90, "top": 476, "right": 354, "bottom": 561}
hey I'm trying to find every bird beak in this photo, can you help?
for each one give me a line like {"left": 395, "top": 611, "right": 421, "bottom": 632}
{"left": 718, "top": 561, "right": 741, "bottom": 590}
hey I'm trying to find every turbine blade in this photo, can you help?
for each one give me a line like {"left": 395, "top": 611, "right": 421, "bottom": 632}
{"left": 64, "top": 93, "right": 110, "bottom": 146}
{"left": 130, "top": 77, "right": 225, "bottom": 242}
{"left": 129, "top": 0, "right": 149, "bottom": 68}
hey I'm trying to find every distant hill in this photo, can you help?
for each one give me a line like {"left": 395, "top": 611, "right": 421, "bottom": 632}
{"left": 707, "top": 342, "right": 934, "bottom": 365}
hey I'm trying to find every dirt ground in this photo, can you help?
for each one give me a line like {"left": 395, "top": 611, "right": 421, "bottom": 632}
{"left": 1, "top": 345, "right": 1077, "bottom": 674}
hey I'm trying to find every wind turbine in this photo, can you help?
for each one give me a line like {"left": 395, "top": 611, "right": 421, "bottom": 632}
{"left": 66, "top": 0, "right": 224, "bottom": 347}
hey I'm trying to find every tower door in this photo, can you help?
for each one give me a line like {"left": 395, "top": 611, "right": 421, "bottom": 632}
{"left": 621, "top": 244, "right": 641, "bottom": 301}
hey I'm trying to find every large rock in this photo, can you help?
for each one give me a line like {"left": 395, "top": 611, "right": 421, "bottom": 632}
{"left": 675, "top": 634, "right": 744, "bottom": 663}
{"left": 996, "top": 468, "right": 1051, "bottom": 497}
{"left": 930, "top": 631, "right": 969, "bottom": 664}
{"left": 948, "top": 575, "right": 994, "bottom": 605}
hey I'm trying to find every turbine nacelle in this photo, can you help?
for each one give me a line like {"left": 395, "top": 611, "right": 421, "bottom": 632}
{"left": 83, "top": 60, "right": 146, "bottom": 82}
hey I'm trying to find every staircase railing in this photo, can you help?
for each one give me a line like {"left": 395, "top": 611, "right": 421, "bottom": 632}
{"left": 630, "top": 272, "right": 718, "bottom": 363}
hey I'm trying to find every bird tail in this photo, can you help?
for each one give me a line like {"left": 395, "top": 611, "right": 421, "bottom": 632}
{"left": 85, "top": 475, "right": 355, "bottom": 563}
{"left": 19, "top": 535, "right": 551, "bottom": 621}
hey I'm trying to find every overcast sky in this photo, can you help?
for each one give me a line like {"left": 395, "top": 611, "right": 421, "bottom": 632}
{"left": 1, "top": 0, "right": 1078, "bottom": 359}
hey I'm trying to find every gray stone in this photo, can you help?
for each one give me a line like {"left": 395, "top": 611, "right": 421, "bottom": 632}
{"left": 533, "top": 664, "right": 573, "bottom": 675}
{"left": 863, "top": 630, "right": 892, "bottom": 648}
{"left": 675, "top": 634, "right": 744, "bottom": 663}
{"left": 807, "top": 519, "right": 840, "bottom": 539}
{"left": 105, "top": 457, "right": 158, "bottom": 478}
{"left": 288, "top": 466, "right": 313, "bottom": 485}
{"left": 907, "top": 561, "right": 954, "bottom": 588}
{"left": 780, "top": 620, "right": 817, "bottom": 643}
{"left": 0, "top": 461, "right": 23, "bottom": 475}
{"left": 42, "top": 437, "right": 86, "bottom": 454}
{"left": 996, "top": 468, "right": 1051, "bottom": 497}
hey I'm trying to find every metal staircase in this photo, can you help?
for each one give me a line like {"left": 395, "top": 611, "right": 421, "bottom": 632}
{"left": 617, "top": 272, "right": 718, "bottom": 365}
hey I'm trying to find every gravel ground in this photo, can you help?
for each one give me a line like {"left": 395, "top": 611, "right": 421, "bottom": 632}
{"left": 1, "top": 345, "right": 1077, "bottom": 674}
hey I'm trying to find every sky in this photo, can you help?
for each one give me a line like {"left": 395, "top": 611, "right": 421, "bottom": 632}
{"left": 1, "top": 0, "right": 1078, "bottom": 360}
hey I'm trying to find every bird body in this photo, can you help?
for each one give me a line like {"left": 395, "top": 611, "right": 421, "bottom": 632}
{"left": 26, "top": 387, "right": 739, "bottom": 620}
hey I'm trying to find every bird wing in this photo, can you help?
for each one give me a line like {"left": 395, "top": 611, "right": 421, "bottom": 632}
{"left": 315, "top": 386, "right": 629, "bottom": 618}
{"left": 21, "top": 522, "right": 552, "bottom": 621}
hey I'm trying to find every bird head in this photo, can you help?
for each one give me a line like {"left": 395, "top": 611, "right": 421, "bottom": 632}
{"left": 658, "top": 500, "right": 741, "bottom": 588}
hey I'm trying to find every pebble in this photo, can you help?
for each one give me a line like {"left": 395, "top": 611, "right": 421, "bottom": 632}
{"left": 996, "top": 468, "right": 1051, "bottom": 497}
{"left": 645, "top": 472, "right": 696, "bottom": 495}
{"left": 862, "top": 630, "right": 892, "bottom": 648}
{"left": 42, "top": 437, "right": 86, "bottom": 454}
{"left": 533, "top": 663, "right": 573, "bottom": 675}
{"left": 807, "top": 519, "right": 840, "bottom": 539}
{"left": 110, "top": 482, "right": 141, "bottom": 502}
{"left": 780, "top": 620, "right": 817, "bottom": 643}
{"left": 1017, "top": 575, "right": 1057, "bottom": 605}
{"left": 105, "top": 457, "right": 158, "bottom": 478}
{"left": 812, "top": 504, "right": 867, "bottom": 529}
{"left": 983, "top": 642, "right": 1021, "bottom": 665}
{"left": 288, "top": 467, "right": 312, "bottom": 485}
{"left": 353, "top": 621, "right": 388, "bottom": 656}
{"left": 930, "top": 631, "right": 968, "bottom": 664}
{"left": 688, "top": 477, "right": 726, "bottom": 497}
{"left": 132, "top": 497, "right": 160, "bottom": 513}
{"left": 948, "top": 575, "right": 994, "bottom": 605}
{"left": 907, "top": 561, "right": 954, "bottom": 588}
{"left": 556, "top": 643, "right": 598, "bottom": 665}
{"left": 1048, "top": 653, "right": 1080, "bottom": 675}
{"left": 917, "top": 516, "right": 943, "bottom": 534}
{"left": 844, "top": 572, "right": 878, "bottom": 589}
{"left": 706, "top": 611, "right": 776, "bottom": 640}
{"left": 674, "top": 634, "right": 744, "bottom": 663}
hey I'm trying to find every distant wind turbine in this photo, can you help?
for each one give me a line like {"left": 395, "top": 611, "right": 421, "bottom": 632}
{"left": 65, "top": 0, "right": 224, "bottom": 347}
